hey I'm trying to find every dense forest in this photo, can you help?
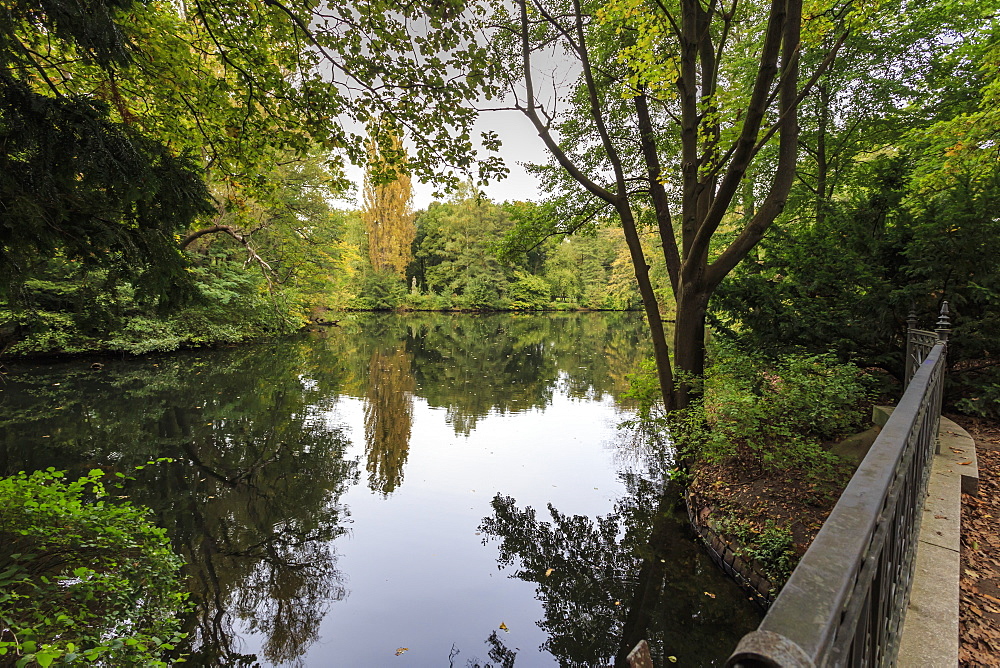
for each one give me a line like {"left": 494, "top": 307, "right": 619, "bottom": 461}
{"left": 1, "top": 179, "right": 651, "bottom": 357}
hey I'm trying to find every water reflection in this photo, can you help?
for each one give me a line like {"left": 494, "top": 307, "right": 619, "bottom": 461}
{"left": 0, "top": 313, "right": 759, "bottom": 665}
{"left": 364, "top": 344, "right": 415, "bottom": 495}
{"left": 0, "top": 347, "right": 358, "bottom": 665}
{"left": 157, "top": 419, "right": 355, "bottom": 666}
{"left": 478, "top": 476, "right": 760, "bottom": 667}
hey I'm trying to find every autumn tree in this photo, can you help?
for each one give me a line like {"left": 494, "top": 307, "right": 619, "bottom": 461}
{"left": 363, "top": 130, "right": 416, "bottom": 278}
{"left": 2, "top": 0, "right": 504, "bottom": 292}
{"left": 490, "top": 0, "right": 880, "bottom": 409}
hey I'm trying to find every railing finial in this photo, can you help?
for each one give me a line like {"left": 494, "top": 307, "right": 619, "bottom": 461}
{"left": 907, "top": 304, "right": 917, "bottom": 331}
{"left": 936, "top": 301, "right": 951, "bottom": 342}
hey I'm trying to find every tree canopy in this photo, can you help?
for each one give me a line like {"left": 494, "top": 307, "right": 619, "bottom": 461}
{"left": 487, "top": 0, "right": 863, "bottom": 408}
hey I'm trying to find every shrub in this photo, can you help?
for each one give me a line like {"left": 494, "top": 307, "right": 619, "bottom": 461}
{"left": 507, "top": 272, "right": 551, "bottom": 310}
{"left": 348, "top": 270, "right": 407, "bottom": 310}
{"left": 714, "top": 515, "right": 796, "bottom": 585}
{"left": 672, "top": 349, "right": 871, "bottom": 470}
{"left": 0, "top": 469, "right": 187, "bottom": 666}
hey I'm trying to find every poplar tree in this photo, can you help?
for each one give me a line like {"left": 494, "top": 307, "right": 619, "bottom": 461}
{"left": 363, "top": 131, "right": 416, "bottom": 278}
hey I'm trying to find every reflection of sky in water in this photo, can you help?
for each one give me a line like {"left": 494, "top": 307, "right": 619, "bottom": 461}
{"left": 0, "top": 314, "right": 759, "bottom": 666}
{"left": 238, "top": 391, "right": 633, "bottom": 666}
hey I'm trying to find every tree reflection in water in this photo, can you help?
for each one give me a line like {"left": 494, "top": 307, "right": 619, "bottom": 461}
{"left": 447, "top": 631, "right": 518, "bottom": 668}
{"left": 0, "top": 346, "right": 359, "bottom": 666}
{"left": 0, "top": 313, "right": 739, "bottom": 665}
{"left": 479, "top": 475, "right": 759, "bottom": 667}
{"left": 364, "top": 344, "right": 415, "bottom": 495}
{"left": 165, "top": 424, "right": 356, "bottom": 667}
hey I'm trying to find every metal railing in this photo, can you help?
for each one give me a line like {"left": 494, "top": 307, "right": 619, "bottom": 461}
{"left": 725, "top": 303, "right": 950, "bottom": 668}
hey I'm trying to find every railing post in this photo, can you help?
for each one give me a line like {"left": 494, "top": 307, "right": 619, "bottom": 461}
{"left": 933, "top": 301, "right": 950, "bottom": 453}
{"left": 905, "top": 307, "right": 918, "bottom": 385}
{"left": 935, "top": 301, "right": 951, "bottom": 344}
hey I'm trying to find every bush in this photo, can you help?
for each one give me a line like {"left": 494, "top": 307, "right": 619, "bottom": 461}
{"left": 348, "top": 270, "right": 408, "bottom": 310}
{"left": 672, "top": 349, "right": 871, "bottom": 470}
{"left": 0, "top": 469, "right": 187, "bottom": 666}
{"left": 714, "top": 515, "right": 796, "bottom": 585}
{"left": 507, "top": 271, "right": 551, "bottom": 310}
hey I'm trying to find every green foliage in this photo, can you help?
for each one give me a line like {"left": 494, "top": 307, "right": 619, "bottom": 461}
{"left": 623, "top": 358, "right": 663, "bottom": 421}
{"left": 405, "top": 194, "right": 640, "bottom": 313}
{"left": 714, "top": 152, "right": 1000, "bottom": 413}
{"left": 349, "top": 270, "right": 408, "bottom": 311}
{"left": 714, "top": 516, "right": 796, "bottom": 585}
{"left": 712, "top": 7, "right": 1000, "bottom": 414}
{"left": 411, "top": 194, "right": 516, "bottom": 306}
{"left": 0, "top": 468, "right": 186, "bottom": 666}
{"left": 673, "top": 349, "right": 871, "bottom": 470}
{"left": 507, "top": 271, "right": 552, "bottom": 310}
{"left": 2, "top": 253, "right": 303, "bottom": 356}
{"left": 955, "top": 380, "right": 1000, "bottom": 420}
{"left": 0, "top": 72, "right": 212, "bottom": 299}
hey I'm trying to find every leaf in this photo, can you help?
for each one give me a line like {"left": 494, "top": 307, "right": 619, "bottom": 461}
{"left": 545, "top": 568, "right": 554, "bottom": 577}
{"left": 499, "top": 622, "right": 509, "bottom": 632}
{"left": 704, "top": 591, "right": 716, "bottom": 598}
{"left": 668, "top": 656, "right": 678, "bottom": 663}
{"left": 34, "top": 650, "right": 59, "bottom": 667}
{"left": 395, "top": 648, "right": 409, "bottom": 656}
{"left": 958, "top": 461, "right": 972, "bottom": 466}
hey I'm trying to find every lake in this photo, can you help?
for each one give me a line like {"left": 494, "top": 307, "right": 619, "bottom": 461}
{"left": 0, "top": 312, "right": 761, "bottom": 667}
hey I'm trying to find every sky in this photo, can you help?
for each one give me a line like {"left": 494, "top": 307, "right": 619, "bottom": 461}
{"left": 338, "top": 107, "right": 550, "bottom": 211}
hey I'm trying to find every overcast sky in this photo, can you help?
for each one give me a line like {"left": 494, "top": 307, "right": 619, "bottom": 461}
{"left": 337, "top": 107, "right": 550, "bottom": 211}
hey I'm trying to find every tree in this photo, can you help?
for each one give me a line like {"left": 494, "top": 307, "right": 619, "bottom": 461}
{"left": 710, "top": 2, "right": 1000, "bottom": 412}
{"left": 490, "top": 0, "right": 871, "bottom": 408}
{"left": 0, "top": 0, "right": 212, "bottom": 298}
{"left": 363, "top": 129, "right": 416, "bottom": 278}
{"left": 412, "top": 191, "right": 515, "bottom": 307}
{"left": 3, "top": 0, "right": 506, "bottom": 301}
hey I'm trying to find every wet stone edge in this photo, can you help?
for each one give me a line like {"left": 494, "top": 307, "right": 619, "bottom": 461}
{"left": 683, "top": 487, "right": 777, "bottom": 609}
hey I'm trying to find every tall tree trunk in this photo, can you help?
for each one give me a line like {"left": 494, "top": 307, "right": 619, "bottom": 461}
{"left": 617, "top": 203, "right": 676, "bottom": 411}
{"left": 815, "top": 83, "right": 830, "bottom": 226}
{"left": 672, "top": 289, "right": 708, "bottom": 408}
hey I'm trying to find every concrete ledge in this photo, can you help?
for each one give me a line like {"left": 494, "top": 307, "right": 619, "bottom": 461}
{"left": 897, "top": 416, "right": 979, "bottom": 667}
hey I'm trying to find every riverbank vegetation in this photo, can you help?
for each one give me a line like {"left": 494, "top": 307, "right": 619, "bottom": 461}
{"left": 0, "top": 468, "right": 187, "bottom": 666}
{"left": 1, "top": 189, "right": 651, "bottom": 356}
{"left": 630, "top": 348, "right": 876, "bottom": 585}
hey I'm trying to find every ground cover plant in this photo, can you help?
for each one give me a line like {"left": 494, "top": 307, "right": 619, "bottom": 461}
{"left": 661, "top": 348, "right": 872, "bottom": 587}
{"left": 0, "top": 468, "right": 187, "bottom": 666}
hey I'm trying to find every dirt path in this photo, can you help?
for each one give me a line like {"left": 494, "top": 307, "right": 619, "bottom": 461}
{"left": 953, "top": 415, "right": 1000, "bottom": 667}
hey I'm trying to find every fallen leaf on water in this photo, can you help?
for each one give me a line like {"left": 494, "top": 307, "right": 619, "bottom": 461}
{"left": 704, "top": 592, "right": 716, "bottom": 599}
{"left": 499, "top": 622, "right": 508, "bottom": 632}
{"left": 395, "top": 648, "right": 408, "bottom": 656}
{"left": 668, "top": 656, "right": 678, "bottom": 663}
{"left": 545, "top": 568, "right": 554, "bottom": 577}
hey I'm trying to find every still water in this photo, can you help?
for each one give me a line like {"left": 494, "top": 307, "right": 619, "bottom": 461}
{"left": 0, "top": 313, "right": 761, "bottom": 667}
